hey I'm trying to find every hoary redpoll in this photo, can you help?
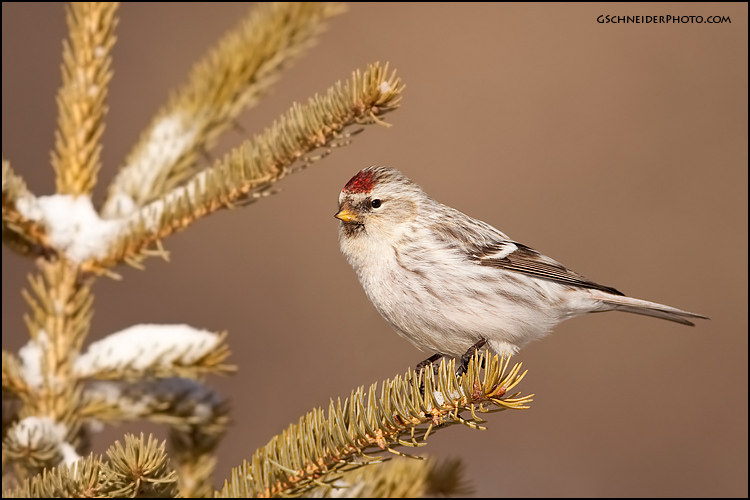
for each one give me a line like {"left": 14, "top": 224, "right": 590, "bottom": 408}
{"left": 335, "top": 166, "right": 707, "bottom": 364}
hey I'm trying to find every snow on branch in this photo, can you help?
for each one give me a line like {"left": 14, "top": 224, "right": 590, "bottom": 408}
{"left": 15, "top": 195, "right": 124, "bottom": 264}
{"left": 4, "top": 416, "right": 80, "bottom": 471}
{"left": 74, "top": 324, "right": 233, "bottom": 380}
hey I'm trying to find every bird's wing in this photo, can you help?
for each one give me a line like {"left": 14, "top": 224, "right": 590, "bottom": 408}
{"left": 426, "top": 208, "right": 624, "bottom": 296}
{"left": 469, "top": 239, "right": 624, "bottom": 296}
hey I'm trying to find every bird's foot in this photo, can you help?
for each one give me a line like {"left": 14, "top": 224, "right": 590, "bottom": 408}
{"left": 416, "top": 353, "right": 443, "bottom": 374}
{"left": 456, "top": 338, "right": 488, "bottom": 377}
{"left": 416, "top": 353, "right": 443, "bottom": 394}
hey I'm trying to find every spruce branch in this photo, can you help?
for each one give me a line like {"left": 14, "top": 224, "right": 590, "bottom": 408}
{"left": 170, "top": 426, "right": 223, "bottom": 498}
{"left": 88, "top": 62, "right": 402, "bottom": 273}
{"left": 2, "top": 159, "right": 49, "bottom": 257}
{"left": 3, "top": 453, "right": 105, "bottom": 498}
{"left": 4, "top": 434, "right": 179, "bottom": 498}
{"left": 80, "top": 379, "right": 229, "bottom": 436}
{"left": 2, "top": 351, "right": 30, "bottom": 402}
{"left": 105, "top": 433, "right": 178, "bottom": 498}
{"left": 21, "top": 260, "right": 93, "bottom": 382}
{"left": 2, "top": 416, "right": 80, "bottom": 479}
{"left": 101, "top": 2, "right": 346, "bottom": 218}
{"left": 5, "top": 260, "right": 94, "bottom": 482}
{"left": 216, "top": 351, "right": 531, "bottom": 498}
{"left": 53, "top": 2, "right": 118, "bottom": 196}
{"left": 424, "top": 456, "right": 474, "bottom": 497}
{"left": 306, "top": 456, "right": 472, "bottom": 498}
{"left": 77, "top": 378, "right": 228, "bottom": 496}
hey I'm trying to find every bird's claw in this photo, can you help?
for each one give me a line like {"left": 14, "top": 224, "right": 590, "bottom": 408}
{"left": 416, "top": 353, "right": 443, "bottom": 374}
{"left": 456, "top": 338, "right": 487, "bottom": 376}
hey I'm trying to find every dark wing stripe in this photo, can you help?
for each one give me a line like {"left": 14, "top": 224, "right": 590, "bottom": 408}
{"left": 430, "top": 219, "right": 624, "bottom": 296}
{"left": 476, "top": 242, "right": 624, "bottom": 296}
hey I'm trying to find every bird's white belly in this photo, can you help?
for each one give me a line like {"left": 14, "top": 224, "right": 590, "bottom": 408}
{"left": 356, "top": 245, "right": 567, "bottom": 358}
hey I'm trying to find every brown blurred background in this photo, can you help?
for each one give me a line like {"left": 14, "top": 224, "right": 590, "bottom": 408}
{"left": 2, "top": 3, "right": 747, "bottom": 497}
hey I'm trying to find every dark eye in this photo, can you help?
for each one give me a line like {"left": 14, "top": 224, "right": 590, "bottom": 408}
{"left": 370, "top": 199, "right": 382, "bottom": 209}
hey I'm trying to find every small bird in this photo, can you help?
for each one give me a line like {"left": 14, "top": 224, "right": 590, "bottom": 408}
{"left": 335, "top": 165, "right": 707, "bottom": 366}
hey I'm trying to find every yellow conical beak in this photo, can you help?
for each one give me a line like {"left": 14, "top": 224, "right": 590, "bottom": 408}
{"left": 334, "top": 207, "right": 360, "bottom": 223}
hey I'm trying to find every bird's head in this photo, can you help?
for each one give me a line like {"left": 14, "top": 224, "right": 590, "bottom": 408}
{"left": 335, "top": 166, "right": 422, "bottom": 240}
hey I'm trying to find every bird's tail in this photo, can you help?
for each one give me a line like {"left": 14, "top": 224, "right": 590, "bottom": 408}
{"left": 592, "top": 293, "right": 708, "bottom": 326}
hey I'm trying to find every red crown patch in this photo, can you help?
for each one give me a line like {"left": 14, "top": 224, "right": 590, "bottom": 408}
{"left": 343, "top": 170, "right": 375, "bottom": 193}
